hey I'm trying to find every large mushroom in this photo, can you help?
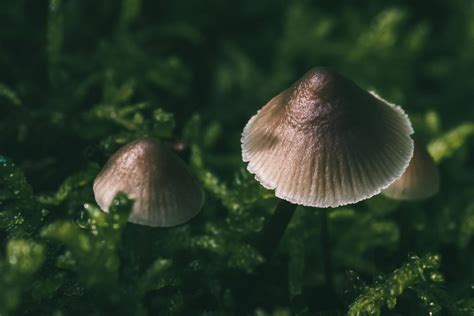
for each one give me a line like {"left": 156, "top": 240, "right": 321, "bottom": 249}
{"left": 242, "top": 67, "right": 414, "bottom": 207}
{"left": 241, "top": 67, "right": 414, "bottom": 285}
{"left": 93, "top": 137, "right": 204, "bottom": 227}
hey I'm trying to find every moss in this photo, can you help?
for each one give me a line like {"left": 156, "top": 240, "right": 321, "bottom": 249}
{"left": 1, "top": 0, "right": 474, "bottom": 315}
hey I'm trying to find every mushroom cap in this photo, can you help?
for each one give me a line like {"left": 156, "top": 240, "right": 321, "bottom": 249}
{"left": 93, "top": 137, "right": 204, "bottom": 227}
{"left": 383, "top": 141, "right": 439, "bottom": 200}
{"left": 241, "top": 67, "right": 414, "bottom": 208}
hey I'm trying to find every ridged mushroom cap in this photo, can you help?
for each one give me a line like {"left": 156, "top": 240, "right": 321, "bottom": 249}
{"left": 93, "top": 137, "right": 204, "bottom": 227}
{"left": 241, "top": 67, "right": 414, "bottom": 208}
{"left": 383, "top": 141, "right": 439, "bottom": 200}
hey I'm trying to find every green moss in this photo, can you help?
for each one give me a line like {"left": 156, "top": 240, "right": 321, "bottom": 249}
{"left": 0, "top": 240, "right": 45, "bottom": 314}
{"left": 1, "top": 0, "right": 474, "bottom": 314}
{"left": 348, "top": 254, "right": 444, "bottom": 316}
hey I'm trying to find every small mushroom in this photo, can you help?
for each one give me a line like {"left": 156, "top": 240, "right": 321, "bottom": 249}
{"left": 242, "top": 67, "right": 414, "bottom": 208}
{"left": 383, "top": 141, "right": 439, "bottom": 200}
{"left": 93, "top": 137, "right": 204, "bottom": 227}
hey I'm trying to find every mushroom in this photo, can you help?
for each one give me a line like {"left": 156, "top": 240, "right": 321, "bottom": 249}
{"left": 383, "top": 141, "right": 439, "bottom": 200}
{"left": 242, "top": 67, "right": 414, "bottom": 208}
{"left": 93, "top": 137, "right": 204, "bottom": 227}
{"left": 241, "top": 67, "right": 414, "bottom": 286}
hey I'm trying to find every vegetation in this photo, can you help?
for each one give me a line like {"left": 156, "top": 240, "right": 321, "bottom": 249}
{"left": 1, "top": 0, "right": 473, "bottom": 315}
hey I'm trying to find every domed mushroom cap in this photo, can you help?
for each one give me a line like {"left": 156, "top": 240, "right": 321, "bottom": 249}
{"left": 383, "top": 141, "right": 439, "bottom": 200}
{"left": 241, "top": 67, "right": 414, "bottom": 208}
{"left": 93, "top": 137, "right": 204, "bottom": 227}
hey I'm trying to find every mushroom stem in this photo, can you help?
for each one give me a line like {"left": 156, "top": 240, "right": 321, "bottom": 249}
{"left": 121, "top": 224, "right": 155, "bottom": 273}
{"left": 258, "top": 199, "right": 297, "bottom": 260}
{"left": 320, "top": 208, "right": 333, "bottom": 289}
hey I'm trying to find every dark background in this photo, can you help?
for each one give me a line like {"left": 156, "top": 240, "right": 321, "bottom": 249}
{"left": 0, "top": 0, "right": 473, "bottom": 315}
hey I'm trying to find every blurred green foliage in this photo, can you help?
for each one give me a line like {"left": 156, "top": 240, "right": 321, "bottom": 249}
{"left": 1, "top": 0, "right": 473, "bottom": 315}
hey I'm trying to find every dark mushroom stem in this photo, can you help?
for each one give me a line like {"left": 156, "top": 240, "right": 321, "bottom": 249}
{"left": 257, "top": 200, "right": 334, "bottom": 291}
{"left": 257, "top": 199, "right": 297, "bottom": 260}
{"left": 320, "top": 208, "right": 333, "bottom": 289}
{"left": 121, "top": 224, "right": 155, "bottom": 273}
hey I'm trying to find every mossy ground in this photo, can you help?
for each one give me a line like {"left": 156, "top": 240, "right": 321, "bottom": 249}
{"left": 1, "top": 0, "right": 473, "bottom": 315}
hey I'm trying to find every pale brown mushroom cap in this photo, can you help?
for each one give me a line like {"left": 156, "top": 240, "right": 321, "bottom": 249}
{"left": 93, "top": 137, "right": 204, "bottom": 227}
{"left": 383, "top": 141, "right": 439, "bottom": 200}
{"left": 241, "top": 67, "right": 414, "bottom": 208}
